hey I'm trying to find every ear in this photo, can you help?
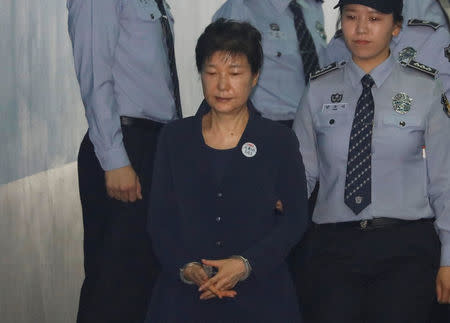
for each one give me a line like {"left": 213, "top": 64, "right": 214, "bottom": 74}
{"left": 392, "top": 23, "right": 401, "bottom": 37}
{"left": 251, "top": 72, "right": 260, "bottom": 87}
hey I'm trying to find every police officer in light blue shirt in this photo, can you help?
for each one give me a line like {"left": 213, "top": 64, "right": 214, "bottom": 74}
{"left": 213, "top": 0, "right": 327, "bottom": 125}
{"left": 67, "top": 0, "right": 180, "bottom": 322}
{"left": 324, "top": 0, "right": 450, "bottom": 97}
{"left": 293, "top": 0, "right": 450, "bottom": 321}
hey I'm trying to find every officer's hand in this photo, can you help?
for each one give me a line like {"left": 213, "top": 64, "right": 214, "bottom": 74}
{"left": 198, "top": 258, "right": 246, "bottom": 297}
{"left": 105, "top": 165, "right": 142, "bottom": 202}
{"left": 183, "top": 263, "right": 237, "bottom": 300}
{"left": 436, "top": 266, "right": 450, "bottom": 304}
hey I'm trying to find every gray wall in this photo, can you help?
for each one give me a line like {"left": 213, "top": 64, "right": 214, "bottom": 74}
{"left": 0, "top": 1, "right": 337, "bottom": 322}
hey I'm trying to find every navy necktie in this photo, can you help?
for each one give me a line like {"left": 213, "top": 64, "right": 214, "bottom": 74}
{"left": 155, "top": 0, "right": 182, "bottom": 118}
{"left": 289, "top": 0, "right": 320, "bottom": 83}
{"left": 344, "top": 74, "right": 375, "bottom": 215}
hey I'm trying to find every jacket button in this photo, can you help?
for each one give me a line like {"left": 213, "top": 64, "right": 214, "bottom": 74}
{"left": 276, "top": 51, "right": 282, "bottom": 57}
{"left": 329, "top": 119, "right": 335, "bottom": 125}
{"left": 216, "top": 241, "right": 224, "bottom": 247}
{"left": 399, "top": 121, "right": 406, "bottom": 127}
{"left": 215, "top": 217, "right": 222, "bottom": 223}
{"left": 217, "top": 192, "right": 223, "bottom": 198}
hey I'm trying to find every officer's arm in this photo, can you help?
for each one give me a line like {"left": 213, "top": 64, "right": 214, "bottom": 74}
{"left": 426, "top": 80, "right": 450, "bottom": 303}
{"left": 67, "top": 0, "right": 130, "bottom": 171}
{"left": 434, "top": 28, "right": 450, "bottom": 97}
{"left": 293, "top": 86, "right": 319, "bottom": 197}
{"left": 426, "top": 81, "right": 450, "bottom": 266}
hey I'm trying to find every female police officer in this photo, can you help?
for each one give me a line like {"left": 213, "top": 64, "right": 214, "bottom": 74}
{"left": 293, "top": 0, "right": 450, "bottom": 322}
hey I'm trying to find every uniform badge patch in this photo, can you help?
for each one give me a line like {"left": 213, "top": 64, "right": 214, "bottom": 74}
{"left": 331, "top": 93, "right": 343, "bottom": 103}
{"left": 315, "top": 21, "right": 327, "bottom": 41}
{"left": 310, "top": 62, "right": 345, "bottom": 81}
{"left": 442, "top": 94, "right": 450, "bottom": 118}
{"left": 398, "top": 47, "right": 417, "bottom": 64}
{"left": 270, "top": 23, "right": 280, "bottom": 31}
{"left": 445, "top": 44, "right": 450, "bottom": 62}
{"left": 408, "top": 19, "right": 441, "bottom": 30}
{"left": 406, "top": 60, "right": 438, "bottom": 79}
{"left": 392, "top": 93, "right": 413, "bottom": 115}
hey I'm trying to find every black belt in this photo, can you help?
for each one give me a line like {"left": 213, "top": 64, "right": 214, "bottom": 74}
{"left": 313, "top": 217, "right": 434, "bottom": 231}
{"left": 120, "top": 116, "right": 164, "bottom": 130}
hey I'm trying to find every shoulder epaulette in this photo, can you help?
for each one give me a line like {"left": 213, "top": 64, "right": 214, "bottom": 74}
{"left": 310, "top": 62, "right": 344, "bottom": 81}
{"left": 408, "top": 19, "right": 441, "bottom": 30}
{"left": 334, "top": 29, "right": 343, "bottom": 39}
{"left": 405, "top": 60, "right": 439, "bottom": 79}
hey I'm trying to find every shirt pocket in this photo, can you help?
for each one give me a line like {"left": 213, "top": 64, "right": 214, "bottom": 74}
{"left": 315, "top": 111, "right": 353, "bottom": 160}
{"left": 379, "top": 114, "right": 425, "bottom": 158}
{"left": 377, "top": 115, "right": 427, "bottom": 201}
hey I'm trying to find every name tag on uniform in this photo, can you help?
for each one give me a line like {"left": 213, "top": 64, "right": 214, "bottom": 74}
{"left": 322, "top": 103, "right": 347, "bottom": 113}
{"left": 268, "top": 30, "right": 287, "bottom": 40}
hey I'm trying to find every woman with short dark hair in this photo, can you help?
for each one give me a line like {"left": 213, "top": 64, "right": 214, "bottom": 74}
{"left": 145, "top": 19, "right": 308, "bottom": 322}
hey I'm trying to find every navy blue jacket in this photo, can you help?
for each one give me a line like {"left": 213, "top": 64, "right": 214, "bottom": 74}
{"left": 147, "top": 101, "right": 308, "bottom": 322}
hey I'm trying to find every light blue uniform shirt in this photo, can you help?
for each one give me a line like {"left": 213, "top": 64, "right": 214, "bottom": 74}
{"left": 67, "top": 0, "right": 178, "bottom": 171}
{"left": 213, "top": 0, "right": 327, "bottom": 121}
{"left": 323, "top": 3, "right": 450, "bottom": 97}
{"left": 293, "top": 55, "right": 450, "bottom": 265}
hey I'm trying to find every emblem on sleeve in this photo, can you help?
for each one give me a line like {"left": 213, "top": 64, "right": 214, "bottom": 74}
{"left": 398, "top": 47, "right": 417, "bottom": 64}
{"left": 442, "top": 94, "right": 450, "bottom": 118}
{"left": 392, "top": 93, "right": 413, "bottom": 115}
{"left": 331, "top": 93, "right": 343, "bottom": 103}
{"left": 445, "top": 44, "right": 450, "bottom": 62}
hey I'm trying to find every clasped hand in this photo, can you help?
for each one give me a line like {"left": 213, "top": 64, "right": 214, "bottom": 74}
{"left": 183, "top": 258, "right": 247, "bottom": 300}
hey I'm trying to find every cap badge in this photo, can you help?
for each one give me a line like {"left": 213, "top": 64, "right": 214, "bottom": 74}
{"left": 392, "top": 93, "right": 412, "bottom": 115}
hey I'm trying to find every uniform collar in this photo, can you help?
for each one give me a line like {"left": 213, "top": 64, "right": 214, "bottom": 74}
{"left": 270, "top": 0, "right": 310, "bottom": 14}
{"left": 346, "top": 54, "right": 395, "bottom": 89}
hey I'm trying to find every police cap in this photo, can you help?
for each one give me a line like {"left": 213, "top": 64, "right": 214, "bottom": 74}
{"left": 333, "top": 0, "right": 403, "bottom": 14}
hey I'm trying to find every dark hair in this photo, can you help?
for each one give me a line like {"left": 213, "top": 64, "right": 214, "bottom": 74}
{"left": 195, "top": 18, "right": 263, "bottom": 75}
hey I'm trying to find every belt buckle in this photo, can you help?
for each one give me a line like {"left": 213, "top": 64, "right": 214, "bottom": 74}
{"left": 360, "top": 220, "right": 368, "bottom": 230}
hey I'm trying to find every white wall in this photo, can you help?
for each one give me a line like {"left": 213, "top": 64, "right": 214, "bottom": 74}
{"left": 0, "top": 1, "right": 338, "bottom": 322}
